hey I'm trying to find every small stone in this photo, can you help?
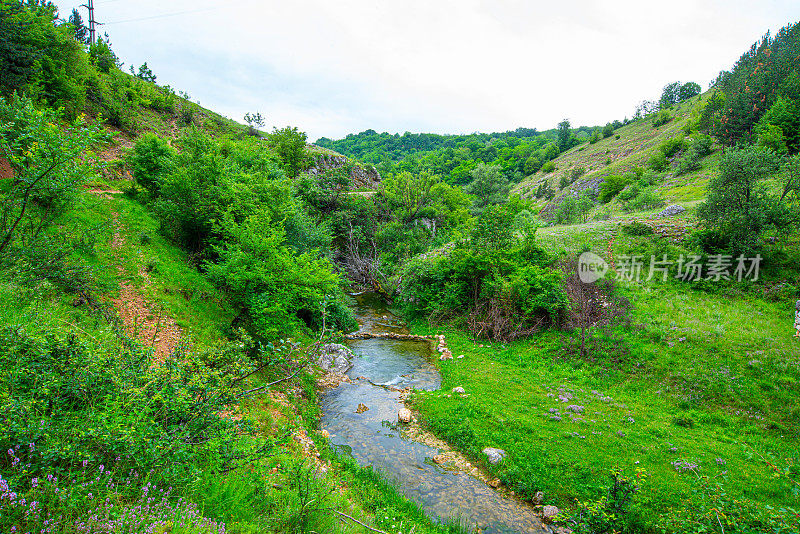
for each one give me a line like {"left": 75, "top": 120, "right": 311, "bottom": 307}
{"left": 532, "top": 491, "right": 544, "bottom": 505}
{"left": 542, "top": 505, "right": 561, "bottom": 520}
{"left": 452, "top": 386, "right": 466, "bottom": 394}
{"left": 321, "top": 429, "right": 330, "bottom": 439}
{"left": 356, "top": 403, "right": 368, "bottom": 413}
{"left": 489, "top": 478, "right": 501, "bottom": 488}
{"left": 482, "top": 447, "right": 506, "bottom": 465}
{"left": 457, "top": 354, "right": 465, "bottom": 359}
{"left": 432, "top": 454, "right": 447, "bottom": 465}
{"left": 398, "top": 408, "right": 412, "bottom": 423}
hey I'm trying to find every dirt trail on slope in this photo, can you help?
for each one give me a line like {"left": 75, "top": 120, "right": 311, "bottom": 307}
{"left": 108, "top": 210, "right": 183, "bottom": 363}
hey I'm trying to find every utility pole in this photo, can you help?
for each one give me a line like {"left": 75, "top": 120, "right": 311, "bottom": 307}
{"left": 87, "top": 0, "right": 95, "bottom": 44}
{"left": 81, "top": 0, "right": 100, "bottom": 44}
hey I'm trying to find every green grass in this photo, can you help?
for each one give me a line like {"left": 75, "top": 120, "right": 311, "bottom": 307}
{"left": 408, "top": 280, "right": 799, "bottom": 531}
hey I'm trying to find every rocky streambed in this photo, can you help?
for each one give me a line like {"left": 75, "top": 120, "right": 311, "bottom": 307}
{"left": 318, "top": 293, "right": 557, "bottom": 534}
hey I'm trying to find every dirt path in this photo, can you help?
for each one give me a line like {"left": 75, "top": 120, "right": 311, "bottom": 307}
{"left": 107, "top": 210, "right": 183, "bottom": 363}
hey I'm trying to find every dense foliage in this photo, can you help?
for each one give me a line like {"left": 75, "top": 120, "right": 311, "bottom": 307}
{"left": 705, "top": 21, "right": 800, "bottom": 150}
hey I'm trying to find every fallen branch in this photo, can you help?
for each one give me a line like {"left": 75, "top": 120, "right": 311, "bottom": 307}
{"left": 331, "top": 510, "right": 390, "bottom": 534}
{"left": 236, "top": 366, "right": 305, "bottom": 399}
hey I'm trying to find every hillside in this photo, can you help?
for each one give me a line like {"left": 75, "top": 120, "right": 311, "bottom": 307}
{"left": 1, "top": 4, "right": 799, "bottom": 534}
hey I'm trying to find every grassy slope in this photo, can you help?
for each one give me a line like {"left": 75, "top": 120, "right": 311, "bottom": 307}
{"left": 408, "top": 281, "right": 798, "bottom": 530}
{"left": 0, "top": 86, "right": 464, "bottom": 533}
{"left": 513, "top": 94, "right": 713, "bottom": 215}
{"left": 406, "top": 98, "right": 800, "bottom": 531}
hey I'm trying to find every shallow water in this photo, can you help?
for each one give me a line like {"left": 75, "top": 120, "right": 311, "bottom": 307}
{"left": 320, "top": 294, "right": 549, "bottom": 533}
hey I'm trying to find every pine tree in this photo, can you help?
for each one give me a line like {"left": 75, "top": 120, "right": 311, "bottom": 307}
{"left": 68, "top": 8, "right": 89, "bottom": 45}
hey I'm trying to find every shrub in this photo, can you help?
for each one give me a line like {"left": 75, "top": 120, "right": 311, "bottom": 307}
{"left": 660, "top": 136, "right": 687, "bottom": 158}
{"left": 648, "top": 152, "right": 669, "bottom": 172}
{"left": 0, "top": 97, "right": 107, "bottom": 255}
{"left": 129, "top": 133, "right": 175, "bottom": 196}
{"left": 652, "top": 110, "right": 673, "bottom": 127}
{"left": 570, "top": 167, "right": 586, "bottom": 181}
{"left": 675, "top": 149, "right": 701, "bottom": 175}
{"left": 623, "top": 188, "right": 666, "bottom": 212}
{"left": 598, "top": 175, "right": 630, "bottom": 203}
{"left": 542, "top": 161, "right": 556, "bottom": 173}
{"left": 400, "top": 245, "right": 566, "bottom": 341}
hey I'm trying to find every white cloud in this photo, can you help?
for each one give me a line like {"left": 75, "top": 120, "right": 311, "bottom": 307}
{"left": 54, "top": 0, "right": 798, "bottom": 139}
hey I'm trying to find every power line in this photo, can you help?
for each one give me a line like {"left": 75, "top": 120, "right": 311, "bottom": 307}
{"left": 103, "top": 4, "right": 228, "bottom": 26}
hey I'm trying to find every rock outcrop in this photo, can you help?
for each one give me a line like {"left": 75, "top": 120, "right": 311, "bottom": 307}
{"left": 655, "top": 204, "right": 686, "bottom": 218}
{"left": 306, "top": 151, "right": 381, "bottom": 190}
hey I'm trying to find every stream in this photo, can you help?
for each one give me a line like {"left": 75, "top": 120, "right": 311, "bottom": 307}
{"left": 320, "top": 293, "right": 550, "bottom": 534}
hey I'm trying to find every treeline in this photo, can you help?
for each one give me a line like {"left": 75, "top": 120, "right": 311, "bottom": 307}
{"left": 691, "top": 20, "right": 800, "bottom": 256}
{"left": 318, "top": 121, "right": 626, "bottom": 186}
{"left": 702, "top": 20, "right": 800, "bottom": 152}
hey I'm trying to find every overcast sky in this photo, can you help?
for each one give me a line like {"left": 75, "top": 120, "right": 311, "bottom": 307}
{"left": 52, "top": 0, "right": 798, "bottom": 140}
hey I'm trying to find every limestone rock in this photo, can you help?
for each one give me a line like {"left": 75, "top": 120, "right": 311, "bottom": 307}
{"left": 320, "top": 429, "right": 330, "bottom": 439}
{"left": 398, "top": 408, "right": 412, "bottom": 423}
{"left": 542, "top": 505, "right": 561, "bottom": 520}
{"left": 532, "top": 491, "right": 544, "bottom": 505}
{"left": 482, "top": 447, "right": 506, "bottom": 465}
{"left": 356, "top": 403, "right": 369, "bottom": 413}
{"left": 488, "top": 478, "right": 501, "bottom": 488}
{"left": 317, "top": 343, "right": 354, "bottom": 375}
{"left": 452, "top": 386, "right": 466, "bottom": 394}
{"left": 432, "top": 454, "right": 447, "bottom": 465}
{"left": 656, "top": 204, "right": 686, "bottom": 218}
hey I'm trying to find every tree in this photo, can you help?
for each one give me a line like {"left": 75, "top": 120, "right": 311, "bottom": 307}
{"left": 129, "top": 133, "right": 175, "bottom": 196}
{"left": 577, "top": 192, "right": 594, "bottom": 223}
{"left": 602, "top": 123, "right": 615, "bottom": 138}
{"left": 135, "top": 62, "right": 157, "bottom": 83}
{"left": 88, "top": 38, "right": 117, "bottom": 73}
{"left": 465, "top": 163, "right": 510, "bottom": 212}
{"left": 244, "top": 112, "right": 266, "bottom": 137}
{"left": 678, "top": 82, "right": 701, "bottom": 101}
{"left": 268, "top": 126, "right": 309, "bottom": 178}
{"left": 0, "top": 96, "right": 107, "bottom": 254}
{"left": 68, "top": 8, "right": 88, "bottom": 45}
{"left": 660, "top": 82, "right": 682, "bottom": 108}
{"left": 557, "top": 119, "right": 571, "bottom": 151}
{"left": 0, "top": 2, "right": 38, "bottom": 94}
{"left": 697, "top": 146, "right": 795, "bottom": 253}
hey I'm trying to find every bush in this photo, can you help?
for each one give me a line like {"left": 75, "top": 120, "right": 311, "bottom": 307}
{"left": 660, "top": 136, "right": 687, "bottom": 158}
{"left": 598, "top": 175, "right": 630, "bottom": 203}
{"left": 129, "top": 133, "right": 175, "bottom": 196}
{"left": 623, "top": 188, "right": 666, "bottom": 212}
{"left": 542, "top": 161, "right": 556, "bottom": 173}
{"left": 652, "top": 110, "right": 673, "bottom": 127}
{"left": 400, "top": 245, "right": 566, "bottom": 341}
{"left": 648, "top": 152, "right": 669, "bottom": 172}
{"left": 0, "top": 324, "right": 262, "bottom": 489}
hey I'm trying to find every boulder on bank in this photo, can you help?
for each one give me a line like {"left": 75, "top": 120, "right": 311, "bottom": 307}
{"left": 483, "top": 447, "right": 507, "bottom": 465}
{"left": 317, "top": 343, "right": 354, "bottom": 375}
{"left": 398, "top": 408, "right": 412, "bottom": 423}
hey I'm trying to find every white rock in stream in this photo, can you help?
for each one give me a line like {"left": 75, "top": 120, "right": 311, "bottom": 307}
{"left": 317, "top": 343, "right": 354, "bottom": 375}
{"left": 398, "top": 408, "right": 412, "bottom": 423}
{"left": 482, "top": 447, "right": 506, "bottom": 465}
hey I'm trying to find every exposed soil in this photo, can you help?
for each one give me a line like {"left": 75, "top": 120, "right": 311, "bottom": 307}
{"left": 107, "top": 211, "right": 183, "bottom": 363}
